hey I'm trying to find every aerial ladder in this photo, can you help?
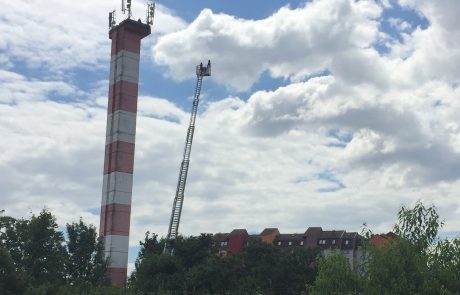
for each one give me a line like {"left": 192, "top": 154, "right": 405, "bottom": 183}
{"left": 164, "top": 60, "right": 211, "bottom": 254}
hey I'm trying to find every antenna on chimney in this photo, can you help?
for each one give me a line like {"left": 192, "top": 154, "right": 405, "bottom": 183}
{"left": 109, "top": 10, "right": 116, "bottom": 29}
{"left": 122, "top": 0, "right": 132, "bottom": 19}
{"left": 146, "top": 2, "right": 155, "bottom": 26}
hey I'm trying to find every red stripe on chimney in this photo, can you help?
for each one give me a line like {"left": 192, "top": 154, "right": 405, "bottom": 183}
{"left": 108, "top": 267, "right": 128, "bottom": 288}
{"left": 104, "top": 141, "right": 135, "bottom": 175}
{"left": 99, "top": 203, "right": 131, "bottom": 236}
{"left": 108, "top": 81, "right": 139, "bottom": 114}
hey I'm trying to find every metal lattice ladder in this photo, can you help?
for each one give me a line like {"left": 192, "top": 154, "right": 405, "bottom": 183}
{"left": 164, "top": 61, "right": 211, "bottom": 254}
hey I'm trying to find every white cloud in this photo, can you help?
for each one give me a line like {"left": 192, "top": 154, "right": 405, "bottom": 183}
{"left": 153, "top": 0, "right": 382, "bottom": 91}
{"left": 0, "top": 89, "right": 106, "bottom": 229}
{"left": 389, "top": 0, "right": 460, "bottom": 86}
{"left": 0, "top": 70, "right": 78, "bottom": 104}
{"left": 0, "top": 0, "right": 185, "bottom": 72}
{"left": 1, "top": 72, "right": 460, "bottom": 246}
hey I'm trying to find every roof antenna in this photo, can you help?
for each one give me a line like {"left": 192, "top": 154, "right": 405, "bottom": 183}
{"left": 146, "top": 2, "right": 155, "bottom": 26}
{"left": 122, "top": 0, "right": 132, "bottom": 19}
{"left": 108, "top": 10, "right": 116, "bottom": 30}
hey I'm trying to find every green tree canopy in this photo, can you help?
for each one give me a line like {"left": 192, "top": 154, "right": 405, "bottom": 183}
{"left": 0, "top": 209, "right": 108, "bottom": 294}
{"left": 309, "top": 201, "right": 460, "bottom": 295}
{"left": 66, "top": 218, "right": 108, "bottom": 288}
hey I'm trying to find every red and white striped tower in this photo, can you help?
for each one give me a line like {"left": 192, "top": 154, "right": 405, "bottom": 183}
{"left": 100, "top": 18, "right": 150, "bottom": 287}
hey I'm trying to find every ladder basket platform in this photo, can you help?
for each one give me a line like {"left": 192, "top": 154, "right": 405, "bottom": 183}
{"left": 196, "top": 60, "right": 211, "bottom": 77}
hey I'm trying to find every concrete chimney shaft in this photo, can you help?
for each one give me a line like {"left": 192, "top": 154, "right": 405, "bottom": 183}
{"left": 99, "top": 19, "right": 150, "bottom": 288}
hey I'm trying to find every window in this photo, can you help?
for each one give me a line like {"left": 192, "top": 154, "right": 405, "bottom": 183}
{"left": 345, "top": 240, "right": 349, "bottom": 245}
{"left": 332, "top": 240, "right": 336, "bottom": 245}
{"left": 288, "top": 241, "right": 292, "bottom": 246}
{"left": 300, "top": 241, "right": 304, "bottom": 246}
{"left": 318, "top": 239, "right": 326, "bottom": 245}
{"left": 220, "top": 241, "right": 225, "bottom": 246}
{"left": 277, "top": 241, "right": 281, "bottom": 246}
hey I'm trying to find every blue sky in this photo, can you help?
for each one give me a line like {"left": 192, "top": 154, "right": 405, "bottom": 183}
{"left": 165, "top": 1, "right": 306, "bottom": 22}
{"left": 1, "top": 0, "right": 460, "bottom": 273}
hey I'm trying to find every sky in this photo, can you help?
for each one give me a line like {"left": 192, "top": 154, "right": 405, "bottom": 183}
{"left": 1, "top": 0, "right": 460, "bottom": 272}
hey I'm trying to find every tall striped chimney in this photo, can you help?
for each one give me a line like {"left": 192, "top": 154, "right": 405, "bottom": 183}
{"left": 100, "top": 18, "right": 150, "bottom": 287}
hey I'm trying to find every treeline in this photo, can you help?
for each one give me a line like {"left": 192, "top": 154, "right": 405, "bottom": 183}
{"left": 129, "top": 233, "right": 319, "bottom": 294}
{"left": 0, "top": 209, "right": 110, "bottom": 294}
{"left": 309, "top": 202, "right": 460, "bottom": 295}
{"left": 1, "top": 202, "right": 460, "bottom": 295}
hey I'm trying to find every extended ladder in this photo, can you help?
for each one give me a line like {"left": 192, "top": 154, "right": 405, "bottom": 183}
{"left": 164, "top": 61, "right": 211, "bottom": 254}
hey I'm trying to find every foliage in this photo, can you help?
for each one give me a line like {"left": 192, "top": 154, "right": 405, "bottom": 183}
{"left": 364, "top": 238, "right": 429, "bottom": 294}
{"left": 18, "top": 209, "right": 68, "bottom": 285}
{"left": 130, "top": 233, "right": 185, "bottom": 294}
{"left": 0, "top": 245, "right": 24, "bottom": 294}
{"left": 174, "top": 233, "right": 213, "bottom": 268}
{"left": 66, "top": 218, "right": 108, "bottom": 288}
{"left": 185, "top": 253, "right": 244, "bottom": 294}
{"left": 2, "top": 202, "right": 460, "bottom": 294}
{"left": 428, "top": 237, "right": 460, "bottom": 293}
{"left": 308, "top": 251, "right": 361, "bottom": 295}
{"left": 309, "top": 201, "right": 460, "bottom": 295}
{"left": 0, "top": 213, "right": 28, "bottom": 270}
{"left": 0, "top": 209, "right": 108, "bottom": 294}
{"left": 131, "top": 235, "right": 318, "bottom": 295}
{"left": 394, "top": 200, "right": 443, "bottom": 252}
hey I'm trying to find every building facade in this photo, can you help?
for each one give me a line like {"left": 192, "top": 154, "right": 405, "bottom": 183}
{"left": 213, "top": 227, "right": 362, "bottom": 263}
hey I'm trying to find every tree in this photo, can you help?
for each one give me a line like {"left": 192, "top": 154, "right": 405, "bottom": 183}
{"left": 132, "top": 234, "right": 320, "bottom": 295}
{"left": 308, "top": 251, "right": 362, "bottom": 295}
{"left": 427, "top": 237, "right": 460, "bottom": 293}
{"left": 66, "top": 218, "right": 108, "bottom": 288}
{"left": 393, "top": 201, "right": 443, "bottom": 253}
{"left": 272, "top": 247, "right": 319, "bottom": 295}
{"left": 361, "top": 202, "right": 448, "bottom": 294}
{"left": 130, "top": 233, "right": 185, "bottom": 294}
{"left": 238, "top": 239, "right": 280, "bottom": 294}
{"left": 174, "top": 234, "right": 213, "bottom": 268}
{"left": 309, "top": 201, "right": 460, "bottom": 295}
{"left": 24, "top": 209, "right": 68, "bottom": 286}
{"left": 0, "top": 245, "right": 24, "bottom": 295}
{"left": 186, "top": 254, "right": 244, "bottom": 295}
{"left": 0, "top": 213, "right": 27, "bottom": 270}
{"left": 0, "top": 209, "right": 70, "bottom": 294}
{"left": 1, "top": 209, "right": 118, "bottom": 293}
{"left": 364, "top": 238, "right": 429, "bottom": 295}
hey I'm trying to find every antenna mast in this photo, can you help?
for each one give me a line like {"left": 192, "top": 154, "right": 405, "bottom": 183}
{"left": 108, "top": 10, "right": 116, "bottom": 30}
{"left": 121, "top": 0, "right": 132, "bottom": 19}
{"left": 109, "top": 1, "right": 155, "bottom": 32}
{"left": 147, "top": 2, "right": 155, "bottom": 25}
{"left": 164, "top": 61, "right": 211, "bottom": 255}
